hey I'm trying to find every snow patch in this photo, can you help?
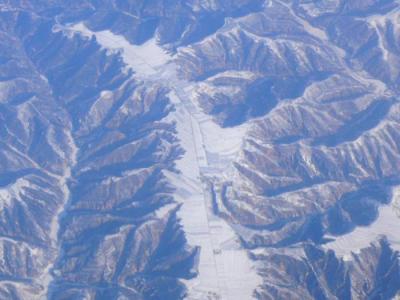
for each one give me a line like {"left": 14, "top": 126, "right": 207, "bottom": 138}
{"left": 324, "top": 186, "right": 400, "bottom": 260}
{"left": 0, "top": 178, "right": 31, "bottom": 210}
{"left": 54, "top": 23, "right": 171, "bottom": 78}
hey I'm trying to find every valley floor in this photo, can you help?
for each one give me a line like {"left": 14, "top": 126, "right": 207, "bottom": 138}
{"left": 67, "top": 23, "right": 261, "bottom": 300}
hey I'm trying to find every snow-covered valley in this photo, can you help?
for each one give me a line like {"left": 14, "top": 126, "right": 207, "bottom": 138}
{"left": 64, "top": 23, "right": 261, "bottom": 300}
{"left": 2, "top": 1, "right": 400, "bottom": 299}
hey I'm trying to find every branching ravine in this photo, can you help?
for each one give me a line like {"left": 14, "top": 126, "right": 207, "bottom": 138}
{"left": 39, "top": 127, "right": 79, "bottom": 298}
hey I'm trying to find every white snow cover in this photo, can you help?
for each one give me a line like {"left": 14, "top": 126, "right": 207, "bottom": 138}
{"left": 62, "top": 23, "right": 261, "bottom": 299}
{"left": 166, "top": 90, "right": 260, "bottom": 300}
{"left": 0, "top": 178, "right": 31, "bottom": 210}
{"left": 54, "top": 23, "right": 171, "bottom": 78}
{"left": 324, "top": 186, "right": 400, "bottom": 261}
{"left": 39, "top": 127, "right": 78, "bottom": 299}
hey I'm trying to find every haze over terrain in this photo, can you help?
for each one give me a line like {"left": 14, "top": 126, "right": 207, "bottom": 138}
{"left": 0, "top": 0, "right": 400, "bottom": 299}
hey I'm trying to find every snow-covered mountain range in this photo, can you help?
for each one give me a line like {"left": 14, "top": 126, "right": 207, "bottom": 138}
{"left": 0, "top": 0, "right": 400, "bottom": 299}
